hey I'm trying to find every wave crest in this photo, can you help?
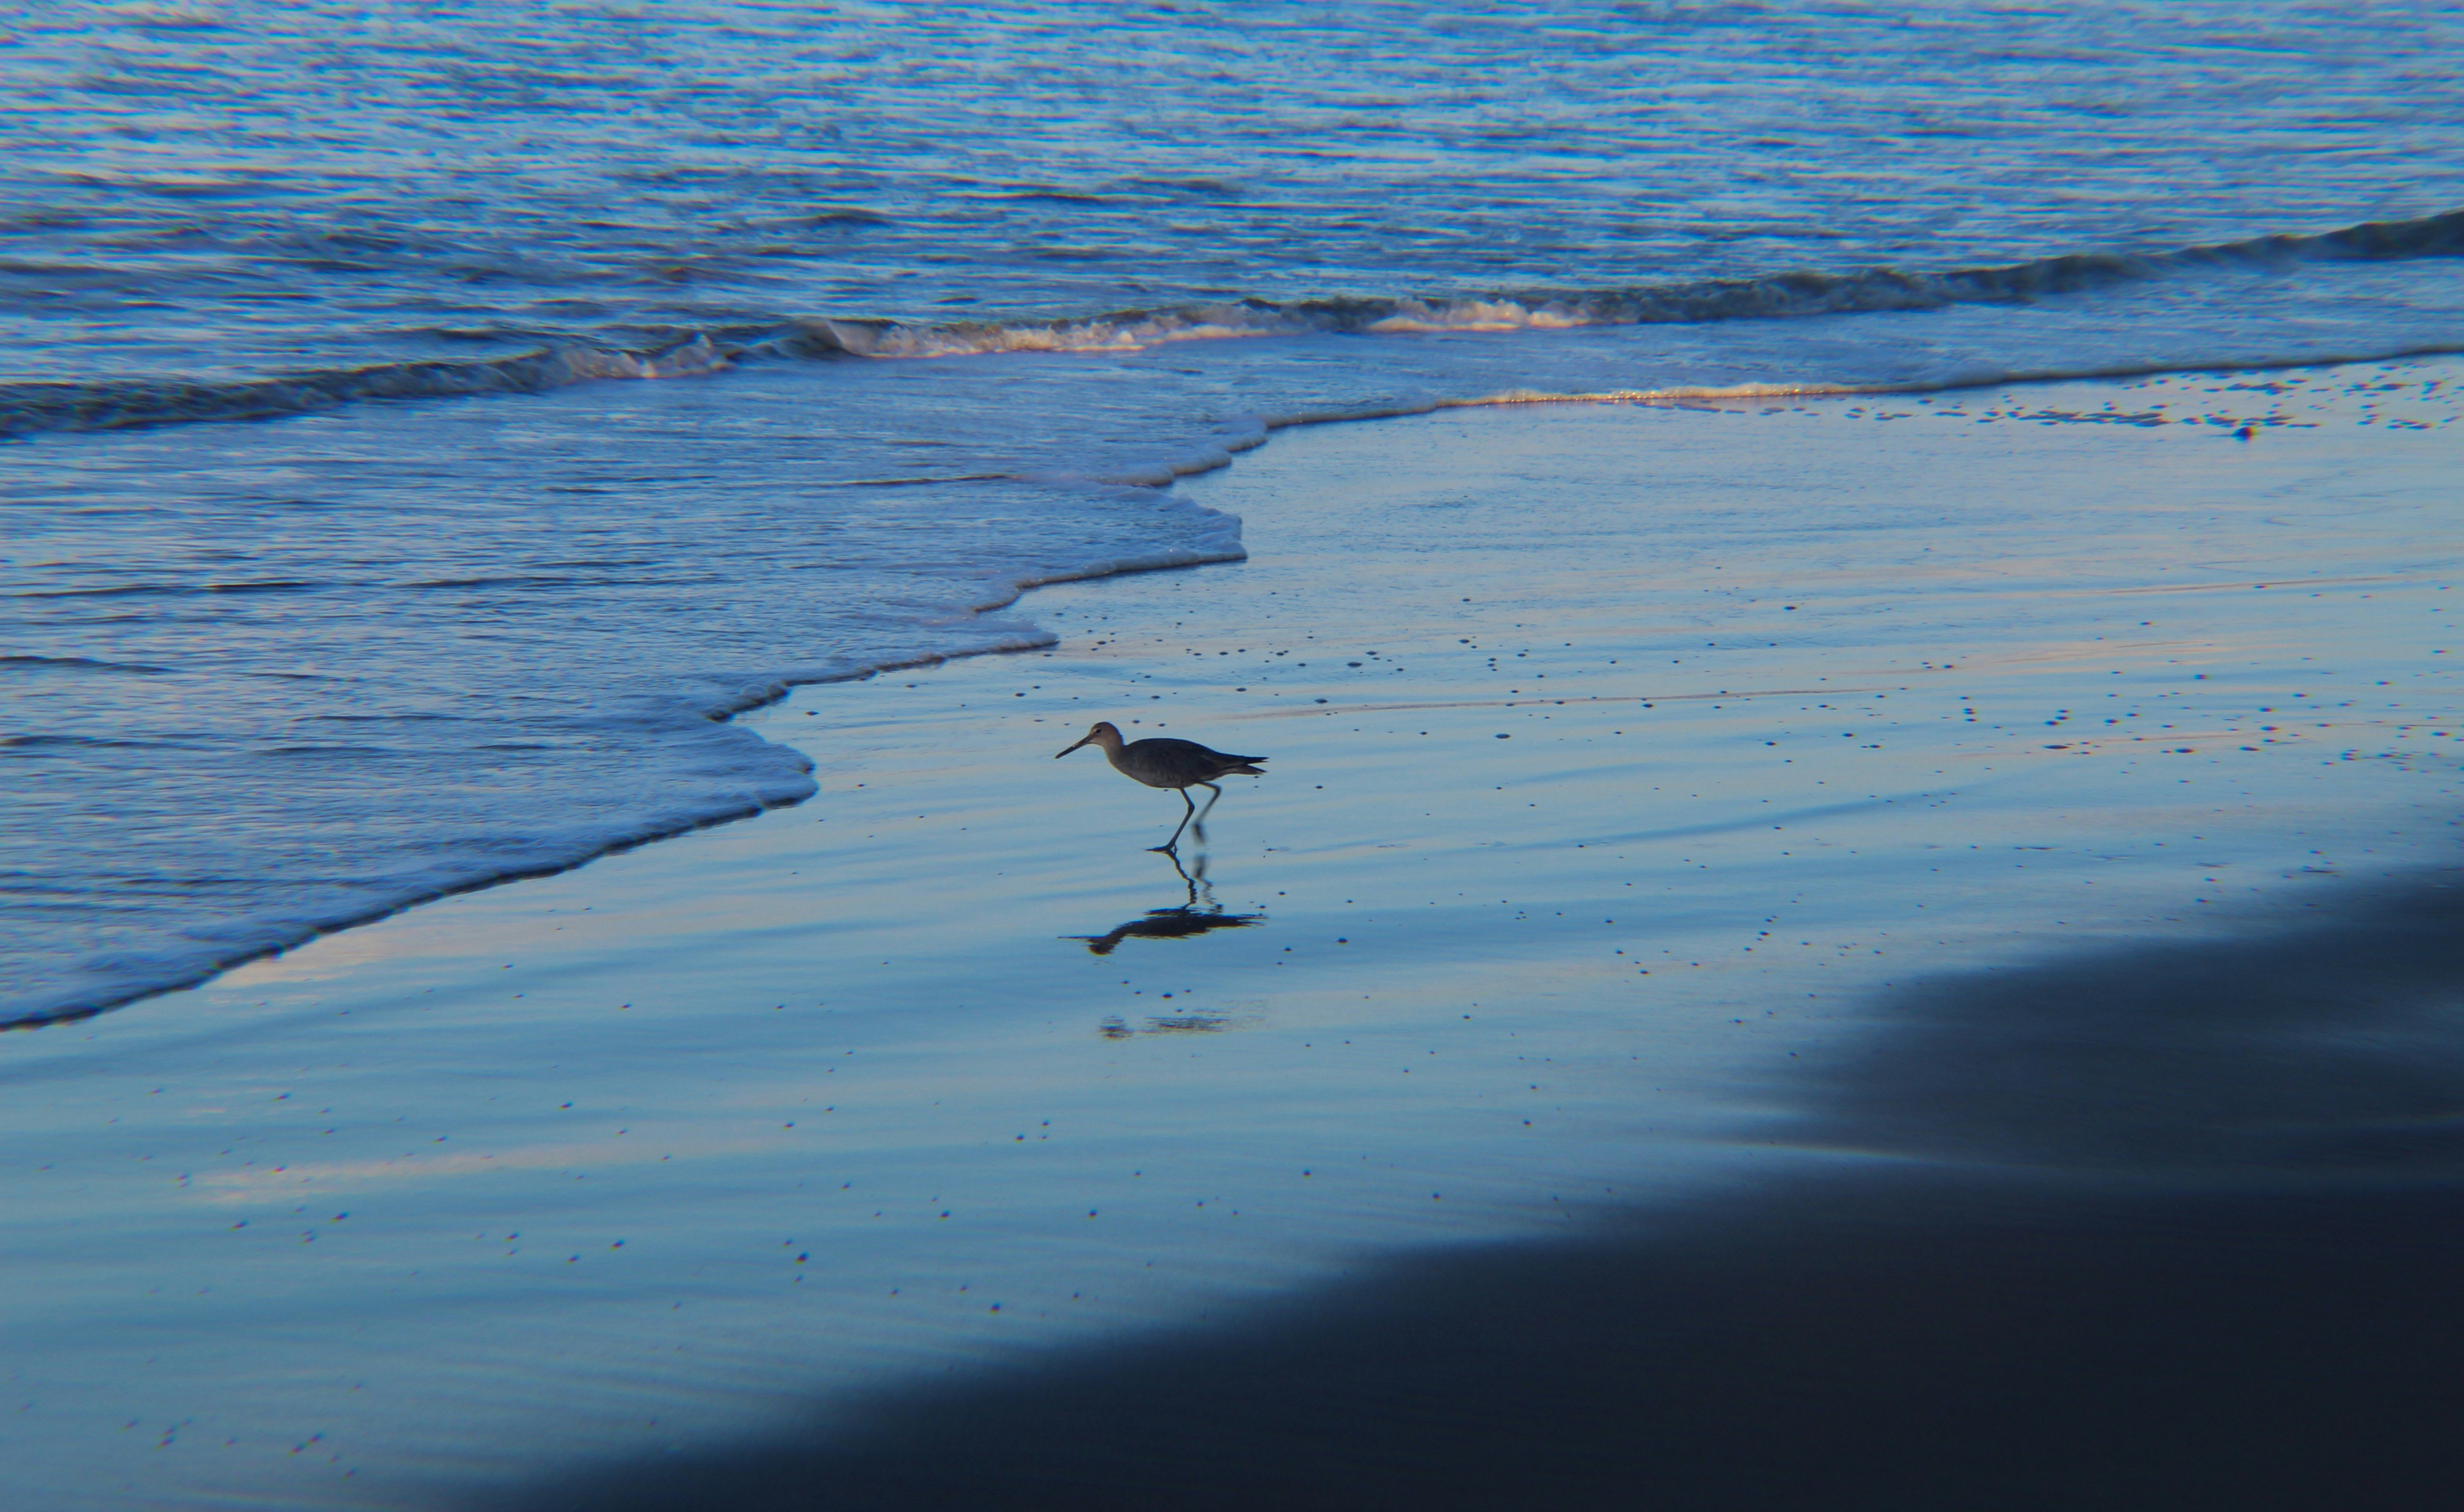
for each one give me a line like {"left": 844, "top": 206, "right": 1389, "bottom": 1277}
{"left": 837, "top": 208, "right": 2464, "bottom": 358}
{"left": 0, "top": 334, "right": 729, "bottom": 438}
{"left": 7, "top": 209, "right": 2454, "bottom": 438}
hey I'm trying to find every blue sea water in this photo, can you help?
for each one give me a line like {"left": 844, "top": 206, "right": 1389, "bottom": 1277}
{"left": 5, "top": 0, "right": 2463, "bottom": 1023}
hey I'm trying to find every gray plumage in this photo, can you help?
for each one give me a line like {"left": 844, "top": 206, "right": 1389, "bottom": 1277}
{"left": 1056, "top": 721, "right": 1267, "bottom": 849}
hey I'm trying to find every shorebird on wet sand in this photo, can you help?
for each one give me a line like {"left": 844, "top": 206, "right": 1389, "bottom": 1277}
{"left": 1056, "top": 721, "right": 1268, "bottom": 851}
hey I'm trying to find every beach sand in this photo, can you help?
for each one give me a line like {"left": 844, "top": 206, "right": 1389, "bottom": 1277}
{"left": 4, "top": 360, "right": 2459, "bottom": 1510}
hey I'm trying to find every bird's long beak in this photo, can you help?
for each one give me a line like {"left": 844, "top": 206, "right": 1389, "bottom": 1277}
{"left": 1056, "top": 735, "right": 1092, "bottom": 759}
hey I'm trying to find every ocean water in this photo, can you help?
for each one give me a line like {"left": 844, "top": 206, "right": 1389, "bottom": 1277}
{"left": 6, "top": 0, "right": 2463, "bottom": 1025}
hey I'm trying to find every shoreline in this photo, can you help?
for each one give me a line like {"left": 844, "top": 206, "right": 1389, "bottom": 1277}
{"left": 1, "top": 551, "right": 1245, "bottom": 1034}
{"left": 23, "top": 338, "right": 2461, "bottom": 1033}
{"left": 3, "top": 357, "right": 2458, "bottom": 1509}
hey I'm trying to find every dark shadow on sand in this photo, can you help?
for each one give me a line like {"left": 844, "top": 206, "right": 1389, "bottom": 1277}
{"left": 486, "top": 873, "right": 2464, "bottom": 1512}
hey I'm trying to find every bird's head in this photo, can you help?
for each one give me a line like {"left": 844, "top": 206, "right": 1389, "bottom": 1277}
{"left": 1056, "top": 721, "right": 1124, "bottom": 759}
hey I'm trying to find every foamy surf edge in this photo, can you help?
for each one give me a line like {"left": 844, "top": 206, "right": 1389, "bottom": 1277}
{"left": 2, "top": 536, "right": 1246, "bottom": 1031}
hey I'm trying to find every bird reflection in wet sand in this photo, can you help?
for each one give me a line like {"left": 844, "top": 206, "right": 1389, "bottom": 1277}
{"left": 1068, "top": 848, "right": 1264, "bottom": 956}
{"left": 1055, "top": 721, "right": 1267, "bottom": 851}
{"left": 1099, "top": 1011, "right": 1230, "bottom": 1040}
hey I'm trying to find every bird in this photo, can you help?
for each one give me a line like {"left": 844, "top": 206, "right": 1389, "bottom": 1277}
{"left": 1055, "top": 721, "right": 1268, "bottom": 850}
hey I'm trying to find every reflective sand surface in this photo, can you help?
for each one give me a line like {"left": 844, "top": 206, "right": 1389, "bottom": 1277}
{"left": 4, "top": 363, "right": 2457, "bottom": 1509}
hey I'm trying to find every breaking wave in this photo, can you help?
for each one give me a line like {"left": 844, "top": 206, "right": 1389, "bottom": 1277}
{"left": 7, "top": 210, "right": 2455, "bottom": 440}
{"left": 791, "top": 208, "right": 2464, "bottom": 356}
{"left": 0, "top": 333, "right": 734, "bottom": 439}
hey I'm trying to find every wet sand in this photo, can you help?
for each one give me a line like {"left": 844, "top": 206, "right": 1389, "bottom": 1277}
{"left": 4, "top": 361, "right": 2459, "bottom": 1510}
{"left": 499, "top": 879, "right": 2464, "bottom": 1512}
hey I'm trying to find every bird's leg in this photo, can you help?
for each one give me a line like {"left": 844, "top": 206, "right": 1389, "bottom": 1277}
{"left": 1191, "top": 781, "right": 1223, "bottom": 844}
{"left": 1150, "top": 788, "right": 1197, "bottom": 853}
